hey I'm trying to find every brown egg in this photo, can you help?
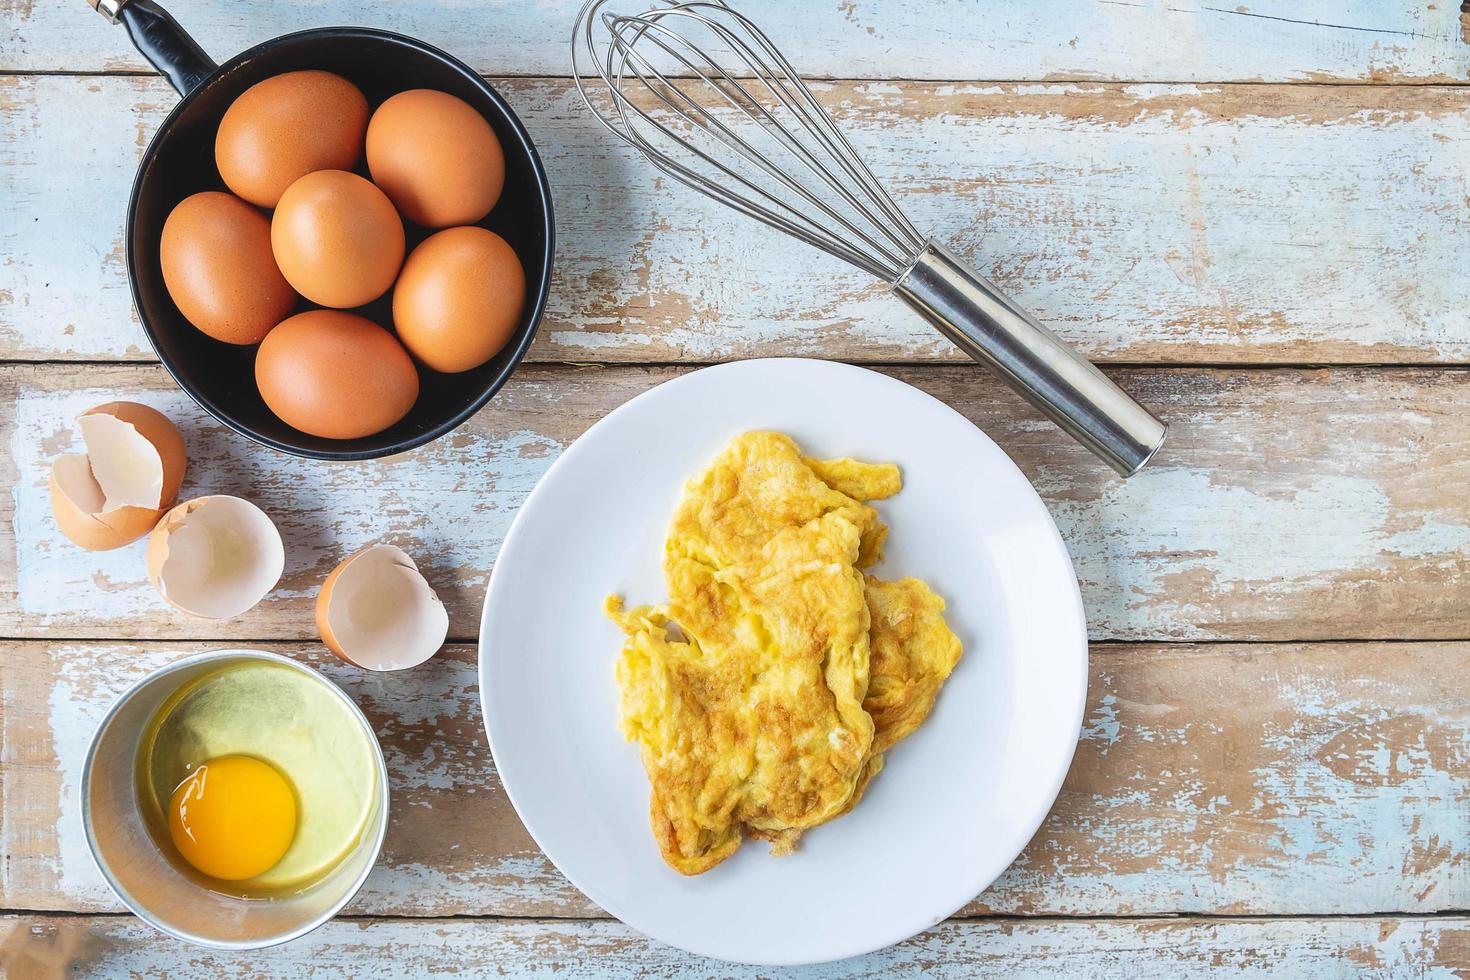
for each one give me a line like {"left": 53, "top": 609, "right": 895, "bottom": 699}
{"left": 160, "top": 192, "right": 296, "bottom": 345}
{"left": 392, "top": 227, "right": 526, "bottom": 373}
{"left": 271, "top": 170, "right": 405, "bottom": 308}
{"left": 255, "top": 310, "right": 419, "bottom": 439}
{"left": 366, "top": 89, "right": 505, "bottom": 228}
{"left": 216, "top": 70, "right": 369, "bottom": 208}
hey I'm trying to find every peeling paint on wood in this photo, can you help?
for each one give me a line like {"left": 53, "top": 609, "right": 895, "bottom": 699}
{"left": 7, "top": 0, "right": 1470, "bottom": 80}
{"left": 3, "top": 639, "right": 1467, "bottom": 918}
{"left": 3, "top": 77, "right": 1468, "bottom": 364}
{"left": 5, "top": 3, "right": 1470, "bottom": 965}
{"left": 0, "top": 641, "right": 561, "bottom": 919}
{"left": 3, "top": 364, "right": 1468, "bottom": 643}
{"left": 2, "top": 914, "right": 1468, "bottom": 977}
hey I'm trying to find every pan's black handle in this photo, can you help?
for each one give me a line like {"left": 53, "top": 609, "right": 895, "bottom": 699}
{"left": 92, "top": 0, "right": 217, "bottom": 96}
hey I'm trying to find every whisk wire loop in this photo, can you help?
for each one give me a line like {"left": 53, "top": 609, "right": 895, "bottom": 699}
{"left": 611, "top": 12, "right": 914, "bottom": 268}
{"left": 625, "top": 7, "right": 923, "bottom": 266}
{"left": 605, "top": 15, "right": 910, "bottom": 275}
{"left": 700, "top": 3, "right": 925, "bottom": 249}
{"left": 570, "top": 0, "right": 1168, "bottom": 477}
{"left": 610, "top": 64, "right": 894, "bottom": 275}
{"left": 573, "top": 0, "right": 925, "bottom": 281}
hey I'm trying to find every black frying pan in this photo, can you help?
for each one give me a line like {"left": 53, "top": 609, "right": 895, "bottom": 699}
{"left": 90, "top": 0, "right": 555, "bottom": 460}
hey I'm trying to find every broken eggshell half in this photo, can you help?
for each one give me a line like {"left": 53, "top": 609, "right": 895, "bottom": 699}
{"left": 147, "top": 495, "right": 285, "bottom": 619}
{"left": 316, "top": 545, "right": 448, "bottom": 670}
{"left": 49, "top": 402, "right": 188, "bottom": 551}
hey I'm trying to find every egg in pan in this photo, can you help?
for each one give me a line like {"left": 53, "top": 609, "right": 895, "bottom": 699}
{"left": 607, "top": 432, "right": 962, "bottom": 875}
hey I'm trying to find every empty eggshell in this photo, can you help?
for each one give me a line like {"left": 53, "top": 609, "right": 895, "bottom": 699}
{"left": 78, "top": 402, "right": 188, "bottom": 508}
{"left": 147, "top": 496, "right": 285, "bottom": 619}
{"left": 316, "top": 545, "right": 448, "bottom": 670}
{"left": 49, "top": 402, "right": 188, "bottom": 550}
{"left": 49, "top": 455, "right": 160, "bottom": 551}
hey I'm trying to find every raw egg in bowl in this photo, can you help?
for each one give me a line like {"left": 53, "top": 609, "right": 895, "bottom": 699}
{"left": 81, "top": 649, "right": 389, "bottom": 949}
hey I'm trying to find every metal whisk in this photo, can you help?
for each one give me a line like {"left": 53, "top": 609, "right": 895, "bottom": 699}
{"left": 572, "top": 0, "right": 1167, "bottom": 476}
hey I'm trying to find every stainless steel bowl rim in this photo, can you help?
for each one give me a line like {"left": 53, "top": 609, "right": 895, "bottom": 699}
{"left": 80, "top": 648, "right": 391, "bottom": 950}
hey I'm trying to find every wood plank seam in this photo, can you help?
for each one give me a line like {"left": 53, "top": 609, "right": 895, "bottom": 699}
{"left": 6, "top": 364, "right": 1469, "bottom": 644}
{"left": 7, "top": 70, "right": 1470, "bottom": 84}
{"left": 10, "top": 0, "right": 1470, "bottom": 81}
{"left": 7, "top": 78, "right": 1469, "bottom": 366}
{"left": 6, "top": 639, "right": 1467, "bottom": 917}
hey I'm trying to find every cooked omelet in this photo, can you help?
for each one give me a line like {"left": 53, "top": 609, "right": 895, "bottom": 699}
{"left": 608, "top": 431, "right": 962, "bottom": 875}
{"left": 863, "top": 576, "right": 963, "bottom": 755}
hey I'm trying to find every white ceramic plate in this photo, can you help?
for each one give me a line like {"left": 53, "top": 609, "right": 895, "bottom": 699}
{"left": 479, "top": 358, "right": 1087, "bottom": 966}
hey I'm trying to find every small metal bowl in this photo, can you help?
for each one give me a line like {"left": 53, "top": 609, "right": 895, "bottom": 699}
{"left": 80, "top": 649, "right": 390, "bottom": 950}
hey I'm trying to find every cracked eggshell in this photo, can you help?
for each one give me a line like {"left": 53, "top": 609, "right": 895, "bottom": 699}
{"left": 48, "top": 401, "right": 188, "bottom": 551}
{"left": 49, "top": 455, "right": 160, "bottom": 551}
{"left": 316, "top": 545, "right": 449, "bottom": 671}
{"left": 147, "top": 496, "right": 285, "bottom": 619}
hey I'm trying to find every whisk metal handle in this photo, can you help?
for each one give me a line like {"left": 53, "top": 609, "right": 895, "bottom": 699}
{"left": 895, "top": 241, "right": 1166, "bottom": 478}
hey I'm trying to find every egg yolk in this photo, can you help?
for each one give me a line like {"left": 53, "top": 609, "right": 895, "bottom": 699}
{"left": 168, "top": 755, "right": 297, "bottom": 881}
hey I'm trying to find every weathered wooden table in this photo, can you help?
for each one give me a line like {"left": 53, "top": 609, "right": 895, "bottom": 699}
{"left": 3, "top": 1, "right": 1469, "bottom": 975}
